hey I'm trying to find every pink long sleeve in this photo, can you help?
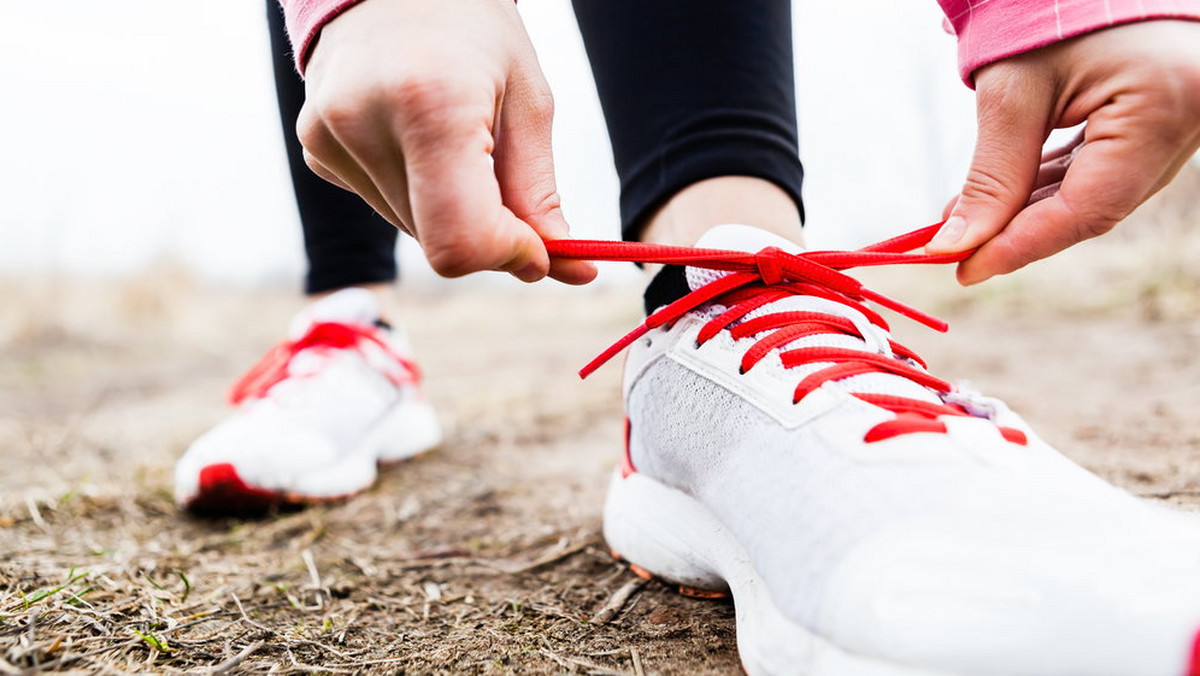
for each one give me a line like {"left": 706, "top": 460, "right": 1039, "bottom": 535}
{"left": 938, "top": 0, "right": 1200, "bottom": 86}
{"left": 279, "top": 0, "right": 1200, "bottom": 80}
{"left": 279, "top": 0, "right": 365, "bottom": 74}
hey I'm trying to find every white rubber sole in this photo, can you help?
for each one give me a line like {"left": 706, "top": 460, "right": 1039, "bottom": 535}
{"left": 602, "top": 469, "right": 949, "bottom": 676}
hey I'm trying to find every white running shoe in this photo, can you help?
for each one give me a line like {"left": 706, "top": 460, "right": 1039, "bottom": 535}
{"left": 550, "top": 226, "right": 1200, "bottom": 675}
{"left": 175, "top": 288, "right": 441, "bottom": 515}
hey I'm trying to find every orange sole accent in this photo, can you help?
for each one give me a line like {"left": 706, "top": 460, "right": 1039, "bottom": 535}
{"left": 628, "top": 564, "right": 654, "bottom": 581}
{"left": 610, "top": 549, "right": 729, "bottom": 600}
{"left": 679, "top": 585, "right": 729, "bottom": 600}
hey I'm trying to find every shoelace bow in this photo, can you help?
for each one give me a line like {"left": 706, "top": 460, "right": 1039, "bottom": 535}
{"left": 545, "top": 223, "right": 1027, "bottom": 445}
{"left": 228, "top": 321, "right": 419, "bottom": 406}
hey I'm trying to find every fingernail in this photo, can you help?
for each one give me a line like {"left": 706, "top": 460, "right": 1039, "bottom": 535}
{"left": 928, "top": 216, "right": 966, "bottom": 251}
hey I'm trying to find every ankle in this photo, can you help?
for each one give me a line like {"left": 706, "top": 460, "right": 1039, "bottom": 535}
{"left": 309, "top": 283, "right": 397, "bottom": 322}
{"left": 638, "top": 176, "right": 804, "bottom": 248}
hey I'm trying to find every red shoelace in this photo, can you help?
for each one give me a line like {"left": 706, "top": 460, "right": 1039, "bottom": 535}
{"left": 546, "top": 223, "right": 1027, "bottom": 445}
{"left": 227, "top": 322, "right": 419, "bottom": 406}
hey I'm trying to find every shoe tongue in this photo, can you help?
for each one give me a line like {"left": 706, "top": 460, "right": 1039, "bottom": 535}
{"left": 688, "top": 225, "right": 943, "bottom": 406}
{"left": 288, "top": 288, "right": 381, "bottom": 339}
{"left": 686, "top": 225, "right": 804, "bottom": 291}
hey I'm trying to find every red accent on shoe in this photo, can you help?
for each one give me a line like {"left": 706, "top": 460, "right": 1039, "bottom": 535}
{"left": 185, "top": 463, "right": 360, "bottom": 516}
{"left": 864, "top": 417, "right": 948, "bottom": 443}
{"left": 187, "top": 463, "right": 284, "bottom": 515}
{"left": 1188, "top": 627, "right": 1200, "bottom": 676}
{"left": 620, "top": 417, "right": 637, "bottom": 478}
{"left": 227, "top": 321, "right": 419, "bottom": 406}
{"left": 546, "top": 223, "right": 1027, "bottom": 447}
{"left": 999, "top": 427, "right": 1028, "bottom": 445}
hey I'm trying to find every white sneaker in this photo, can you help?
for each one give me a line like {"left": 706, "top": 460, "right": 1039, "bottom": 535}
{"left": 553, "top": 226, "right": 1200, "bottom": 675}
{"left": 175, "top": 288, "right": 441, "bottom": 514}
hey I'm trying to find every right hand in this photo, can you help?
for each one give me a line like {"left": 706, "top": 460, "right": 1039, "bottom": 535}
{"left": 298, "top": 0, "right": 597, "bottom": 285}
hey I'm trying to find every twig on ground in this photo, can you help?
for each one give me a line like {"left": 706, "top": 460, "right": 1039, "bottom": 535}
{"left": 630, "top": 647, "right": 646, "bottom": 676}
{"left": 24, "top": 498, "right": 47, "bottom": 533}
{"left": 229, "top": 593, "right": 355, "bottom": 661}
{"left": 208, "top": 639, "right": 263, "bottom": 674}
{"left": 498, "top": 539, "right": 595, "bottom": 575}
{"left": 286, "top": 646, "right": 353, "bottom": 673}
{"left": 538, "top": 646, "right": 626, "bottom": 675}
{"left": 591, "top": 578, "right": 646, "bottom": 625}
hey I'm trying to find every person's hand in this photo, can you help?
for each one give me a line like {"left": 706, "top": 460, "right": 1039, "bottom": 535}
{"left": 926, "top": 20, "right": 1200, "bottom": 285}
{"left": 298, "top": 0, "right": 597, "bottom": 285}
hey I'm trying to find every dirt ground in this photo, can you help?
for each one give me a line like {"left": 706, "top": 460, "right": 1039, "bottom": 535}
{"left": 2, "top": 176, "right": 1199, "bottom": 674}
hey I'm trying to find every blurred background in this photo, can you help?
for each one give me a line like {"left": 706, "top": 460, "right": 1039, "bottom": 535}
{"left": 0, "top": 0, "right": 983, "bottom": 289}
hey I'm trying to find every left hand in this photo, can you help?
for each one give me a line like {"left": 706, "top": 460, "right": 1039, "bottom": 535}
{"left": 926, "top": 19, "right": 1200, "bottom": 285}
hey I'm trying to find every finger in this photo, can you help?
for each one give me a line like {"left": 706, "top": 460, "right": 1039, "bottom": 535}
{"left": 300, "top": 149, "right": 352, "bottom": 191}
{"left": 926, "top": 64, "right": 1054, "bottom": 255}
{"left": 1027, "top": 130, "right": 1086, "bottom": 202}
{"left": 494, "top": 75, "right": 597, "bottom": 285}
{"left": 303, "top": 145, "right": 413, "bottom": 237}
{"left": 1040, "top": 127, "right": 1086, "bottom": 163}
{"left": 956, "top": 121, "right": 1181, "bottom": 284}
{"left": 298, "top": 104, "right": 413, "bottom": 235}
{"left": 394, "top": 88, "right": 549, "bottom": 281}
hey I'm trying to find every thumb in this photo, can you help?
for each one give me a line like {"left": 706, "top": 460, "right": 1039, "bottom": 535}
{"left": 494, "top": 77, "right": 597, "bottom": 285}
{"left": 926, "top": 64, "right": 1054, "bottom": 255}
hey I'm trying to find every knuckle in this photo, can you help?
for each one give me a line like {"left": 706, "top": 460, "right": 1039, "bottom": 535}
{"left": 1077, "top": 216, "right": 1118, "bottom": 240}
{"left": 301, "top": 149, "right": 324, "bottom": 174}
{"left": 526, "top": 188, "right": 563, "bottom": 221}
{"left": 295, "top": 103, "right": 328, "bottom": 153}
{"left": 960, "top": 163, "right": 1019, "bottom": 204}
{"left": 526, "top": 86, "right": 555, "bottom": 123}
{"left": 314, "top": 95, "right": 365, "bottom": 133}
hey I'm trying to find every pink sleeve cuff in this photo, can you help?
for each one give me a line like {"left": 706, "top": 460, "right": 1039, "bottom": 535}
{"left": 938, "top": 0, "right": 1200, "bottom": 87}
{"left": 279, "top": 0, "right": 367, "bottom": 74}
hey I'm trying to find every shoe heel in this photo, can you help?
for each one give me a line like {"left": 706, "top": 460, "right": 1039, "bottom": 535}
{"left": 602, "top": 469, "right": 730, "bottom": 595}
{"left": 373, "top": 399, "right": 443, "bottom": 463}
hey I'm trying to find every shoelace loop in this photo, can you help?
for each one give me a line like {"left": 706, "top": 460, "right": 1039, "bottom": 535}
{"left": 546, "top": 222, "right": 1027, "bottom": 446}
{"left": 228, "top": 321, "right": 419, "bottom": 406}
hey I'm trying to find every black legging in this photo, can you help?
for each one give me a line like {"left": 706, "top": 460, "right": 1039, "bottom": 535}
{"left": 573, "top": 0, "right": 805, "bottom": 241}
{"left": 267, "top": 0, "right": 804, "bottom": 290}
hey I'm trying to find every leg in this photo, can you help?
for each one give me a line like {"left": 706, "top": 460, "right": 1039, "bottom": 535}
{"left": 573, "top": 0, "right": 804, "bottom": 248}
{"left": 267, "top": 0, "right": 398, "bottom": 296}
